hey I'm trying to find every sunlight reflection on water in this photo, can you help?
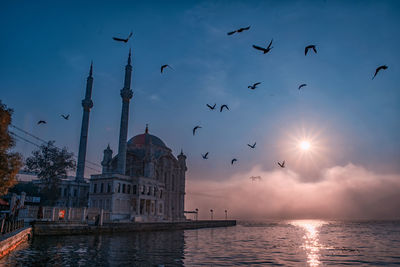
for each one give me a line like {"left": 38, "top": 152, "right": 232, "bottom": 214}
{"left": 289, "top": 220, "right": 327, "bottom": 267}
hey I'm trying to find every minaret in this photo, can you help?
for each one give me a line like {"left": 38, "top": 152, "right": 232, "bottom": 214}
{"left": 76, "top": 62, "right": 94, "bottom": 182}
{"left": 117, "top": 50, "right": 133, "bottom": 175}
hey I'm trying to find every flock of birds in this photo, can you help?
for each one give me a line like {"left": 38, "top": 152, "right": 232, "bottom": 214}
{"left": 35, "top": 27, "right": 389, "bottom": 173}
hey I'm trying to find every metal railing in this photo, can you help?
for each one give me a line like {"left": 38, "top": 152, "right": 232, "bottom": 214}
{"left": 0, "top": 219, "right": 25, "bottom": 236}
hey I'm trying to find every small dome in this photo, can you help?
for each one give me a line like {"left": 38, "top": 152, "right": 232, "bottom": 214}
{"left": 127, "top": 133, "right": 167, "bottom": 148}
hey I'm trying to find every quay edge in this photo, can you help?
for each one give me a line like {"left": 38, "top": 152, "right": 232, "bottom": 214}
{"left": 32, "top": 220, "right": 237, "bottom": 236}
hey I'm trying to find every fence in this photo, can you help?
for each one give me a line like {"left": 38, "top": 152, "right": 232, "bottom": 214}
{"left": 18, "top": 205, "right": 112, "bottom": 224}
{"left": 0, "top": 219, "right": 24, "bottom": 237}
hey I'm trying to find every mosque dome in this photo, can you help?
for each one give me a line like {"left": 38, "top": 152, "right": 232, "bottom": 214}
{"left": 127, "top": 125, "right": 167, "bottom": 148}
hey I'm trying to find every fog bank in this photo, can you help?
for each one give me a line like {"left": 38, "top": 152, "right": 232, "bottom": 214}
{"left": 185, "top": 164, "right": 400, "bottom": 220}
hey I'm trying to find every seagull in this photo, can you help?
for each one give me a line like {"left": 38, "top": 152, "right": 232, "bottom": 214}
{"left": 249, "top": 176, "right": 262, "bottom": 182}
{"left": 193, "top": 125, "right": 202, "bottom": 136}
{"left": 231, "top": 158, "right": 237, "bottom": 165}
{"left": 227, "top": 26, "right": 250, "bottom": 35}
{"left": 161, "top": 64, "right": 174, "bottom": 73}
{"left": 252, "top": 39, "right": 273, "bottom": 54}
{"left": 220, "top": 105, "right": 229, "bottom": 112}
{"left": 206, "top": 103, "right": 216, "bottom": 110}
{"left": 277, "top": 161, "right": 285, "bottom": 168}
{"left": 112, "top": 32, "right": 133, "bottom": 43}
{"left": 248, "top": 82, "right": 261, "bottom": 90}
{"left": 305, "top": 45, "right": 317, "bottom": 55}
{"left": 247, "top": 142, "right": 256, "bottom": 149}
{"left": 37, "top": 120, "right": 46, "bottom": 125}
{"left": 372, "top": 65, "right": 388, "bottom": 80}
{"left": 298, "top": 84, "right": 307, "bottom": 90}
{"left": 61, "top": 114, "right": 70, "bottom": 120}
{"left": 202, "top": 152, "right": 209, "bottom": 159}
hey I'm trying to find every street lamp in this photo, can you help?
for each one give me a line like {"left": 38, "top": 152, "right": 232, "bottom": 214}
{"left": 210, "top": 209, "right": 213, "bottom": 220}
{"left": 195, "top": 208, "right": 199, "bottom": 221}
{"left": 225, "top": 209, "right": 227, "bottom": 220}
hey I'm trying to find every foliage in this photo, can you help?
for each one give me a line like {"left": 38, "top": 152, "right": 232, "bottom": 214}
{"left": 25, "top": 141, "right": 76, "bottom": 205}
{"left": 0, "top": 101, "right": 22, "bottom": 196}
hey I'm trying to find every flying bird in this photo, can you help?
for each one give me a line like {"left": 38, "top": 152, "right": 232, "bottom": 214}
{"left": 252, "top": 39, "right": 273, "bottom": 54}
{"left": 202, "top": 152, "right": 209, "bottom": 159}
{"left": 161, "top": 64, "right": 174, "bottom": 73}
{"left": 247, "top": 142, "right": 256, "bottom": 149}
{"left": 372, "top": 65, "right": 388, "bottom": 80}
{"left": 206, "top": 103, "right": 216, "bottom": 110}
{"left": 277, "top": 161, "right": 285, "bottom": 168}
{"left": 37, "top": 120, "right": 46, "bottom": 125}
{"left": 61, "top": 114, "right": 70, "bottom": 120}
{"left": 112, "top": 32, "right": 133, "bottom": 43}
{"left": 220, "top": 105, "right": 229, "bottom": 112}
{"left": 249, "top": 176, "right": 262, "bottom": 182}
{"left": 193, "top": 125, "right": 202, "bottom": 136}
{"left": 248, "top": 82, "right": 261, "bottom": 90}
{"left": 231, "top": 158, "right": 237, "bottom": 165}
{"left": 298, "top": 84, "right": 307, "bottom": 90}
{"left": 227, "top": 26, "right": 250, "bottom": 35}
{"left": 305, "top": 45, "right": 317, "bottom": 55}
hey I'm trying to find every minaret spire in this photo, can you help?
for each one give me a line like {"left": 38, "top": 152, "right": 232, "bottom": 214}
{"left": 89, "top": 61, "right": 93, "bottom": 77}
{"left": 76, "top": 62, "right": 94, "bottom": 181}
{"left": 117, "top": 50, "right": 133, "bottom": 175}
{"left": 128, "top": 48, "right": 131, "bottom": 65}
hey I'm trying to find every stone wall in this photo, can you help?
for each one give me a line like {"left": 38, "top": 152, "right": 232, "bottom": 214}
{"left": 0, "top": 227, "right": 32, "bottom": 259}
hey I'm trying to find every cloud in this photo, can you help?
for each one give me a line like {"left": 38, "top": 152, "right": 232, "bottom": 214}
{"left": 185, "top": 163, "right": 400, "bottom": 220}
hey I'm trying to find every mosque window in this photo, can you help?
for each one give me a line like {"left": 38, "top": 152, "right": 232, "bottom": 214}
{"left": 100, "top": 183, "right": 104, "bottom": 193}
{"left": 127, "top": 185, "right": 131, "bottom": 194}
{"left": 122, "top": 184, "right": 126, "bottom": 193}
{"left": 133, "top": 185, "right": 137, "bottom": 195}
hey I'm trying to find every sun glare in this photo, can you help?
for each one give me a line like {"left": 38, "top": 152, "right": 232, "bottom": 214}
{"left": 300, "top": 141, "right": 311, "bottom": 151}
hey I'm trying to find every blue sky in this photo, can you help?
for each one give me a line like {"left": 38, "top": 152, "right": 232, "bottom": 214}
{"left": 1, "top": 0, "right": 399, "bottom": 182}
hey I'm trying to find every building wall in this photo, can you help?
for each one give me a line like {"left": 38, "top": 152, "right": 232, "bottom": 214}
{"left": 88, "top": 141, "right": 186, "bottom": 222}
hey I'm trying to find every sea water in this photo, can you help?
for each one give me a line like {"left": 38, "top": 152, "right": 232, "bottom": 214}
{"left": 1, "top": 220, "right": 399, "bottom": 266}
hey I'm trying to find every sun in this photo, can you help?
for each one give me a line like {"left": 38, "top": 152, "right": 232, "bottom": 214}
{"left": 299, "top": 141, "right": 311, "bottom": 151}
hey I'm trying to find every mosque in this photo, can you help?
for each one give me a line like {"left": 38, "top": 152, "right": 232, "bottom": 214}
{"left": 70, "top": 50, "right": 187, "bottom": 222}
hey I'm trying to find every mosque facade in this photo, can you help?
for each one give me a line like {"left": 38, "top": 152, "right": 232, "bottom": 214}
{"left": 78, "top": 51, "right": 187, "bottom": 222}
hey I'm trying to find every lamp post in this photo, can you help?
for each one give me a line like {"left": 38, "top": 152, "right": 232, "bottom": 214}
{"left": 225, "top": 209, "right": 227, "bottom": 220}
{"left": 210, "top": 209, "right": 213, "bottom": 220}
{"left": 195, "top": 208, "right": 199, "bottom": 221}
